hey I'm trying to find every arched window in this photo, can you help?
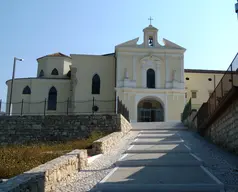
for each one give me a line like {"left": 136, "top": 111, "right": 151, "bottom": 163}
{"left": 92, "top": 74, "right": 100, "bottom": 94}
{"left": 48, "top": 87, "right": 57, "bottom": 110}
{"left": 22, "top": 86, "right": 31, "bottom": 94}
{"left": 51, "top": 68, "right": 59, "bottom": 75}
{"left": 39, "top": 70, "right": 44, "bottom": 77}
{"left": 147, "top": 68, "right": 155, "bottom": 88}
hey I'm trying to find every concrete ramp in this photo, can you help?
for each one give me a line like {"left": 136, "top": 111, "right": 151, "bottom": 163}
{"left": 96, "top": 166, "right": 223, "bottom": 192}
{"left": 93, "top": 122, "right": 224, "bottom": 192}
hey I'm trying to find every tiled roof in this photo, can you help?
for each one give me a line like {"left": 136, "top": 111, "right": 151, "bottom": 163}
{"left": 37, "top": 52, "right": 71, "bottom": 60}
{"left": 184, "top": 69, "right": 226, "bottom": 74}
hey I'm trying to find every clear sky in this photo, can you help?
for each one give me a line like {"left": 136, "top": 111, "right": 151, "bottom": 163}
{"left": 0, "top": 0, "right": 238, "bottom": 103}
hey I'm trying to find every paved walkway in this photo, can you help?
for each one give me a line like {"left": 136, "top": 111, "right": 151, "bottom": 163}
{"left": 92, "top": 122, "right": 226, "bottom": 192}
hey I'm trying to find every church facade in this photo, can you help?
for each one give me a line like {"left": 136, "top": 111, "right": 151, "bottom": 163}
{"left": 5, "top": 24, "right": 224, "bottom": 122}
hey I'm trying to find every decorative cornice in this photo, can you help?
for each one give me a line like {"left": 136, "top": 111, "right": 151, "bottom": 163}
{"left": 115, "top": 87, "right": 185, "bottom": 94}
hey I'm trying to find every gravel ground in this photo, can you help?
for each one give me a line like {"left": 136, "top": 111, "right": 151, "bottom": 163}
{"left": 55, "top": 131, "right": 139, "bottom": 192}
{"left": 179, "top": 130, "right": 238, "bottom": 192}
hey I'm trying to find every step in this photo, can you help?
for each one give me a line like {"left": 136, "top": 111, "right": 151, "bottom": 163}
{"left": 133, "top": 137, "right": 184, "bottom": 144}
{"left": 139, "top": 131, "right": 179, "bottom": 134}
{"left": 136, "top": 135, "right": 181, "bottom": 139}
{"left": 138, "top": 133, "right": 179, "bottom": 137}
{"left": 94, "top": 166, "right": 224, "bottom": 192}
{"left": 125, "top": 144, "right": 191, "bottom": 153}
{"left": 132, "top": 128, "right": 188, "bottom": 131}
{"left": 131, "top": 140, "right": 184, "bottom": 145}
{"left": 116, "top": 153, "right": 203, "bottom": 167}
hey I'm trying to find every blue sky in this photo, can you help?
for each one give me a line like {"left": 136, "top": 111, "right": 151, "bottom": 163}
{"left": 0, "top": 0, "right": 238, "bottom": 103}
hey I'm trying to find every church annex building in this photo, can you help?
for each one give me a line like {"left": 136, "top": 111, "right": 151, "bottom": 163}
{"left": 5, "top": 24, "right": 225, "bottom": 122}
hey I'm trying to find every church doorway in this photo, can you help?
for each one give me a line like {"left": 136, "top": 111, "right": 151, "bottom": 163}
{"left": 137, "top": 98, "right": 164, "bottom": 122}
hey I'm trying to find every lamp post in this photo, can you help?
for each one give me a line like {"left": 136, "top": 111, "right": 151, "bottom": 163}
{"left": 8, "top": 57, "right": 24, "bottom": 115}
{"left": 236, "top": 0, "right": 238, "bottom": 18}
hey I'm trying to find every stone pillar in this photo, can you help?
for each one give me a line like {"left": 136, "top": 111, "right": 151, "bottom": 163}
{"left": 69, "top": 67, "right": 78, "bottom": 113}
{"left": 165, "top": 94, "right": 168, "bottom": 121}
{"left": 180, "top": 55, "right": 185, "bottom": 89}
{"left": 141, "top": 67, "right": 147, "bottom": 88}
{"left": 116, "top": 54, "right": 121, "bottom": 87}
{"left": 124, "top": 68, "right": 128, "bottom": 79}
{"left": 133, "top": 56, "right": 137, "bottom": 80}
{"left": 165, "top": 55, "right": 170, "bottom": 82}
{"left": 156, "top": 64, "right": 161, "bottom": 88}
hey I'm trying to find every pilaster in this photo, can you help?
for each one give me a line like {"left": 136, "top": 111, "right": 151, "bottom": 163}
{"left": 69, "top": 66, "right": 77, "bottom": 112}
{"left": 156, "top": 64, "right": 161, "bottom": 88}
{"left": 133, "top": 56, "right": 137, "bottom": 80}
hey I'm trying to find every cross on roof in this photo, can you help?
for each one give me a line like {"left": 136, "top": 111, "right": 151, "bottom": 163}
{"left": 148, "top": 16, "right": 153, "bottom": 25}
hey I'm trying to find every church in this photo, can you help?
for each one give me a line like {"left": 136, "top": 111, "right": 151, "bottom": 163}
{"left": 5, "top": 24, "right": 225, "bottom": 122}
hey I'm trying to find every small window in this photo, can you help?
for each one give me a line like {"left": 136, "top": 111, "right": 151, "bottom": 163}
{"left": 185, "top": 92, "right": 187, "bottom": 98}
{"left": 39, "top": 70, "right": 44, "bottom": 77}
{"left": 186, "top": 77, "right": 189, "bottom": 80}
{"left": 191, "top": 91, "right": 197, "bottom": 98}
{"left": 208, "top": 78, "right": 212, "bottom": 81}
{"left": 22, "top": 86, "right": 31, "bottom": 94}
{"left": 148, "top": 36, "right": 153, "bottom": 47}
{"left": 51, "top": 68, "right": 59, "bottom": 75}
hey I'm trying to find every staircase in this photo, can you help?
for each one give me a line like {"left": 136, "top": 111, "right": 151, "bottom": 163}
{"left": 93, "top": 122, "right": 224, "bottom": 192}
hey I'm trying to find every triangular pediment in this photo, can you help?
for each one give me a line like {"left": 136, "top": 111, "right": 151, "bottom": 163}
{"left": 116, "top": 37, "right": 139, "bottom": 47}
{"left": 163, "top": 38, "right": 186, "bottom": 50}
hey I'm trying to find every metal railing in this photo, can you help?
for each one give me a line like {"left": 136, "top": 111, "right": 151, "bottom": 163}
{"left": 0, "top": 97, "right": 130, "bottom": 121}
{"left": 117, "top": 97, "right": 130, "bottom": 122}
{"left": 194, "top": 53, "right": 238, "bottom": 131}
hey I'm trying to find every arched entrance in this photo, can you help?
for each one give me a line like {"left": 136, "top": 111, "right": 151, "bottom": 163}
{"left": 137, "top": 98, "right": 164, "bottom": 122}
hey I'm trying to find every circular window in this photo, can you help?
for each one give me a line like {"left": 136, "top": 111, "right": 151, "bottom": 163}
{"left": 208, "top": 78, "right": 212, "bottom": 81}
{"left": 186, "top": 77, "right": 189, "bottom": 80}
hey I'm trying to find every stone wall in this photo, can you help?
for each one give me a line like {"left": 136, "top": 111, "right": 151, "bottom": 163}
{"left": 184, "top": 110, "right": 197, "bottom": 132}
{"left": 0, "top": 150, "right": 88, "bottom": 192}
{"left": 92, "top": 115, "right": 133, "bottom": 154}
{"left": 0, "top": 114, "right": 121, "bottom": 145}
{"left": 0, "top": 114, "right": 133, "bottom": 191}
{"left": 206, "top": 98, "right": 238, "bottom": 153}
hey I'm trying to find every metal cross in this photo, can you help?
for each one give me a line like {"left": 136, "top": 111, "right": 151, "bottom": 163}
{"left": 148, "top": 16, "right": 153, "bottom": 25}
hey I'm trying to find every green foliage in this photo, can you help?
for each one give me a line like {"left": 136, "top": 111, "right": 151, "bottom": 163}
{"left": 0, "top": 131, "right": 107, "bottom": 179}
{"left": 181, "top": 98, "right": 192, "bottom": 122}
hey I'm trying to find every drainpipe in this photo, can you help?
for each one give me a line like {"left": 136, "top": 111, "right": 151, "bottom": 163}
{"left": 214, "top": 74, "right": 216, "bottom": 90}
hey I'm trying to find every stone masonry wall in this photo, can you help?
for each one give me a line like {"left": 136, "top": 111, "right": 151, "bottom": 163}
{"left": 206, "top": 98, "right": 238, "bottom": 153}
{"left": 92, "top": 114, "right": 133, "bottom": 154}
{"left": 0, "top": 115, "right": 121, "bottom": 145}
{"left": 0, "top": 114, "right": 133, "bottom": 191}
{"left": 0, "top": 149, "right": 88, "bottom": 192}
